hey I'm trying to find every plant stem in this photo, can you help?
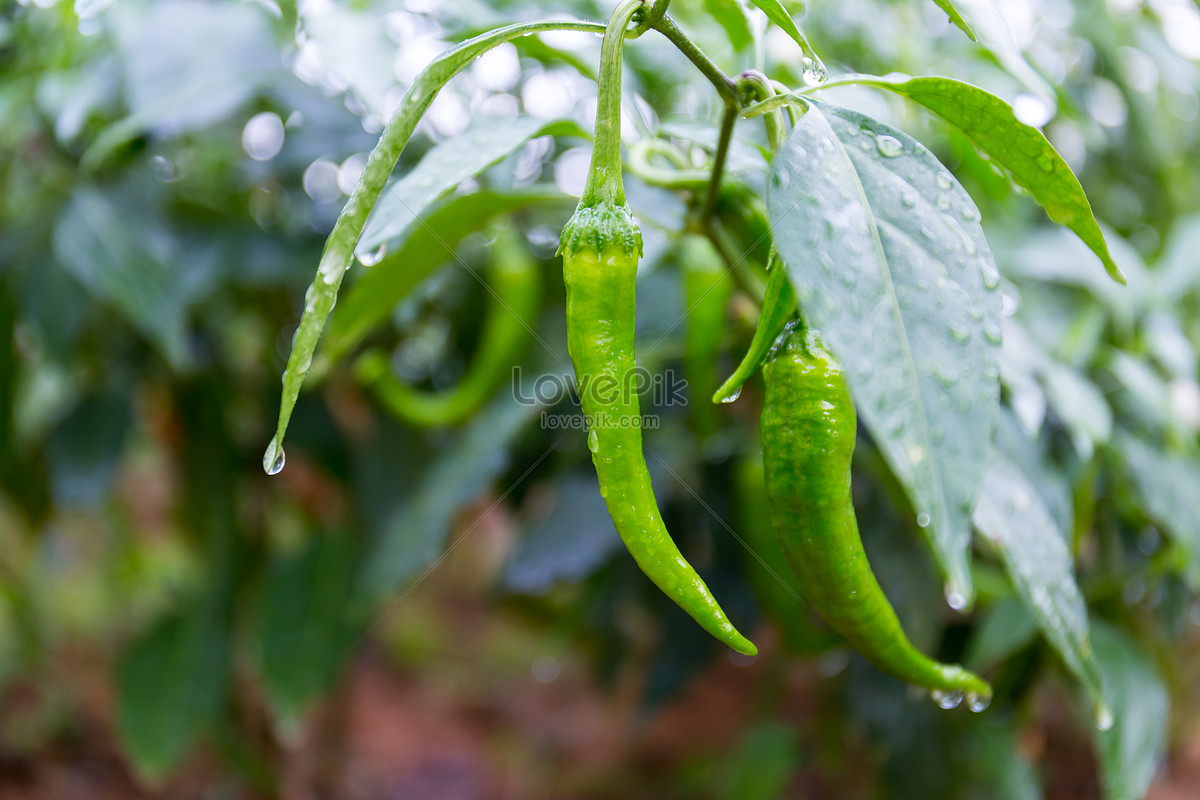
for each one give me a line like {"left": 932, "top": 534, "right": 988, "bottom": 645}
{"left": 701, "top": 101, "right": 738, "bottom": 224}
{"left": 651, "top": 15, "right": 737, "bottom": 102}
{"left": 579, "top": 0, "right": 645, "bottom": 207}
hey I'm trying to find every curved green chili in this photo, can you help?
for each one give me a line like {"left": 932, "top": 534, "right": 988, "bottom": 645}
{"left": 559, "top": 0, "right": 756, "bottom": 655}
{"left": 681, "top": 234, "right": 732, "bottom": 439}
{"left": 760, "top": 323, "right": 990, "bottom": 701}
{"left": 354, "top": 226, "right": 540, "bottom": 427}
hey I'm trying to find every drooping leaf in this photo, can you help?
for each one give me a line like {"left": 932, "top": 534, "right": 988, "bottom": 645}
{"left": 356, "top": 116, "right": 586, "bottom": 256}
{"left": 973, "top": 457, "right": 1104, "bottom": 705}
{"left": 264, "top": 19, "right": 606, "bottom": 476}
{"left": 252, "top": 534, "right": 360, "bottom": 726}
{"left": 744, "top": 0, "right": 820, "bottom": 67}
{"left": 1091, "top": 621, "right": 1169, "bottom": 800}
{"left": 855, "top": 75, "right": 1123, "bottom": 284}
{"left": 323, "top": 187, "right": 569, "bottom": 365}
{"left": 116, "top": 602, "right": 229, "bottom": 781}
{"left": 766, "top": 101, "right": 1002, "bottom": 603}
{"left": 357, "top": 372, "right": 568, "bottom": 602}
{"left": 929, "top": 0, "right": 977, "bottom": 41}
{"left": 1113, "top": 430, "right": 1200, "bottom": 587}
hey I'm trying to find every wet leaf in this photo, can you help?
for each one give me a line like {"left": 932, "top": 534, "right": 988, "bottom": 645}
{"left": 766, "top": 100, "right": 1002, "bottom": 603}
{"left": 973, "top": 457, "right": 1104, "bottom": 705}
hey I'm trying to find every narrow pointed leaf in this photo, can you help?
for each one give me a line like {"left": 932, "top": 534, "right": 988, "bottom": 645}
{"left": 930, "top": 0, "right": 977, "bottom": 40}
{"left": 856, "top": 75, "right": 1124, "bottom": 284}
{"left": 973, "top": 457, "right": 1104, "bottom": 705}
{"left": 264, "top": 19, "right": 605, "bottom": 474}
{"left": 766, "top": 101, "right": 1002, "bottom": 603}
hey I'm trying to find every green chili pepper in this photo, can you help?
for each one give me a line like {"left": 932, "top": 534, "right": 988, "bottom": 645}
{"left": 713, "top": 249, "right": 795, "bottom": 403}
{"left": 681, "top": 234, "right": 732, "bottom": 440}
{"left": 354, "top": 226, "right": 540, "bottom": 427}
{"left": 760, "top": 323, "right": 990, "bottom": 702}
{"left": 559, "top": 0, "right": 756, "bottom": 655}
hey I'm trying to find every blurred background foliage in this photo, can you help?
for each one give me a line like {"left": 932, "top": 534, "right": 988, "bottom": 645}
{"left": 2, "top": 0, "right": 1200, "bottom": 797}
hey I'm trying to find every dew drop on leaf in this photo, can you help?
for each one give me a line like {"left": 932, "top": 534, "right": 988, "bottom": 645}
{"left": 357, "top": 243, "right": 388, "bottom": 267}
{"left": 801, "top": 55, "right": 829, "bottom": 87}
{"left": 719, "top": 386, "right": 742, "bottom": 404}
{"left": 875, "top": 135, "right": 903, "bottom": 157}
{"left": 587, "top": 428, "right": 599, "bottom": 453}
{"left": 931, "top": 689, "right": 964, "bottom": 710}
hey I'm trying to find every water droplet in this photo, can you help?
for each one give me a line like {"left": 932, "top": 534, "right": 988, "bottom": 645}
{"left": 901, "top": 190, "right": 916, "bottom": 208}
{"left": 945, "top": 588, "right": 968, "bottom": 610}
{"left": 907, "top": 445, "right": 926, "bottom": 464}
{"left": 916, "top": 511, "right": 932, "bottom": 528}
{"left": 967, "top": 693, "right": 991, "bottom": 713}
{"left": 950, "top": 324, "right": 970, "bottom": 343}
{"left": 875, "top": 135, "right": 903, "bottom": 157}
{"left": 1096, "top": 704, "right": 1114, "bottom": 731}
{"left": 936, "top": 195, "right": 952, "bottom": 211}
{"left": 587, "top": 428, "right": 599, "bottom": 453}
{"left": 931, "top": 689, "right": 964, "bottom": 710}
{"left": 981, "top": 265, "right": 1001, "bottom": 290}
{"left": 1035, "top": 152, "right": 1056, "bottom": 172}
{"left": 719, "top": 386, "right": 742, "bottom": 404}
{"left": 801, "top": 55, "right": 829, "bottom": 87}
{"left": 357, "top": 243, "right": 388, "bottom": 267}
{"left": 983, "top": 325, "right": 1002, "bottom": 345}
{"left": 961, "top": 206, "right": 980, "bottom": 222}
{"left": 263, "top": 438, "right": 286, "bottom": 476}
{"left": 936, "top": 172, "right": 954, "bottom": 189}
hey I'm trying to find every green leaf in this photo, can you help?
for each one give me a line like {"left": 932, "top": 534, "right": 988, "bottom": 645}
{"left": 264, "top": 18, "right": 606, "bottom": 477}
{"left": 252, "top": 534, "right": 360, "bottom": 727}
{"left": 1091, "top": 621, "right": 1169, "bottom": 800}
{"left": 116, "top": 602, "right": 229, "bottom": 782}
{"left": 973, "top": 457, "right": 1104, "bottom": 706}
{"left": 358, "top": 374, "right": 567, "bottom": 602}
{"left": 1113, "top": 430, "right": 1200, "bottom": 587}
{"left": 965, "top": 596, "right": 1038, "bottom": 669}
{"left": 766, "top": 101, "right": 1003, "bottom": 603}
{"left": 356, "top": 116, "right": 586, "bottom": 256}
{"left": 745, "top": 0, "right": 820, "bottom": 66}
{"left": 856, "top": 75, "right": 1124, "bottom": 284}
{"left": 322, "top": 188, "right": 566, "bottom": 366}
{"left": 930, "top": 0, "right": 977, "bottom": 40}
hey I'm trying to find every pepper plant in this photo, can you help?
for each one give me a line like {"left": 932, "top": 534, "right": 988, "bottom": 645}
{"left": 2, "top": 0, "right": 1199, "bottom": 797}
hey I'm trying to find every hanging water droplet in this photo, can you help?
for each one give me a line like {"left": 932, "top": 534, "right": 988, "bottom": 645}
{"left": 875, "top": 135, "right": 903, "bottom": 157}
{"left": 916, "top": 511, "right": 932, "bottom": 528}
{"left": 719, "top": 386, "right": 742, "bottom": 404}
{"left": 263, "top": 438, "right": 286, "bottom": 476}
{"left": 587, "top": 428, "right": 600, "bottom": 453}
{"left": 357, "top": 243, "right": 388, "bottom": 267}
{"left": 945, "top": 587, "right": 968, "bottom": 610}
{"left": 967, "top": 693, "right": 991, "bottom": 713}
{"left": 931, "top": 689, "right": 964, "bottom": 710}
{"left": 1096, "top": 704, "right": 1114, "bottom": 731}
{"left": 800, "top": 55, "right": 829, "bottom": 87}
